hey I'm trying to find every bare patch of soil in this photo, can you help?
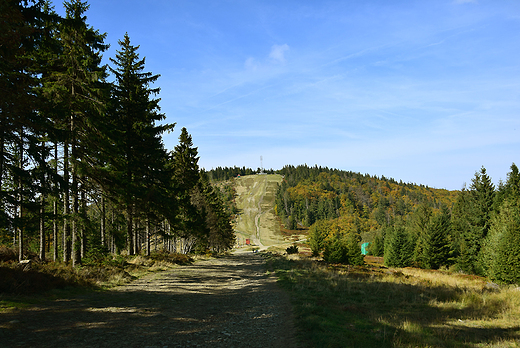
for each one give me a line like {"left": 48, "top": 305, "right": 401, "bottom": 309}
{"left": 0, "top": 253, "right": 297, "bottom": 348}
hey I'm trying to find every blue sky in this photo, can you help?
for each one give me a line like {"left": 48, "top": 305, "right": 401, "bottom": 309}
{"left": 57, "top": 0, "right": 520, "bottom": 190}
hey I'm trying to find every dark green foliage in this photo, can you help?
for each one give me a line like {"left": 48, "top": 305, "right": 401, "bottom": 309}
{"left": 197, "top": 173, "right": 235, "bottom": 253}
{"left": 411, "top": 204, "right": 433, "bottom": 268}
{"left": 206, "top": 166, "right": 270, "bottom": 181}
{"left": 170, "top": 128, "right": 204, "bottom": 245}
{"left": 480, "top": 165, "right": 520, "bottom": 284}
{"left": 0, "top": 0, "right": 55, "bottom": 259}
{"left": 322, "top": 232, "right": 364, "bottom": 265}
{"left": 286, "top": 245, "right": 299, "bottom": 254}
{"left": 471, "top": 166, "right": 495, "bottom": 240}
{"left": 0, "top": 1, "right": 234, "bottom": 264}
{"left": 107, "top": 32, "right": 173, "bottom": 255}
{"left": 493, "top": 207, "right": 520, "bottom": 284}
{"left": 422, "top": 206, "right": 452, "bottom": 269}
{"left": 367, "top": 228, "right": 386, "bottom": 257}
{"left": 308, "top": 219, "right": 330, "bottom": 256}
{"left": 323, "top": 234, "right": 348, "bottom": 264}
{"left": 384, "top": 225, "right": 413, "bottom": 268}
{"left": 345, "top": 232, "right": 364, "bottom": 266}
{"left": 452, "top": 167, "right": 495, "bottom": 274}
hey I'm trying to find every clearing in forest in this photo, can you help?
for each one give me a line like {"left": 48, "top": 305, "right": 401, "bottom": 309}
{"left": 233, "top": 174, "right": 286, "bottom": 250}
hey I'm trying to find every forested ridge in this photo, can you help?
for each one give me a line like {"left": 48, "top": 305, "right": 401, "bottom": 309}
{"left": 0, "top": 0, "right": 234, "bottom": 266}
{"left": 209, "top": 163, "right": 520, "bottom": 284}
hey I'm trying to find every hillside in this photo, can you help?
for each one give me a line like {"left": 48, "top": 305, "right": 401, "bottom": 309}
{"left": 275, "top": 165, "right": 459, "bottom": 242}
{"left": 233, "top": 174, "right": 288, "bottom": 250}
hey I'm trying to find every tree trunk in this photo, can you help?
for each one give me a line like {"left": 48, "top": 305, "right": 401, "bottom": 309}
{"left": 71, "top": 172, "right": 79, "bottom": 266}
{"left": 17, "top": 129, "right": 24, "bottom": 262}
{"left": 127, "top": 201, "right": 134, "bottom": 255}
{"left": 39, "top": 194, "right": 45, "bottom": 261}
{"left": 146, "top": 217, "right": 150, "bottom": 256}
{"left": 17, "top": 202, "right": 23, "bottom": 261}
{"left": 134, "top": 219, "right": 140, "bottom": 255}
{"left": 63, "top": 142, "right": 70, "bottom": 262}
{"left": 80, "top": 188, "right": 86, "bottom": 259}
{"left": 0, "top": 132, "right": 4, "bottom": 213}
{"left": 71, "top": 113, "right": 81, "bottom": 267}
{"left": 100, "top": 193, "right": 105, "bottom": 246}
{"left": 39, "top": 140, "right": 46, "bottom": 262}
{"left": 53, "top": 142, "right": 58, "bottom": 261}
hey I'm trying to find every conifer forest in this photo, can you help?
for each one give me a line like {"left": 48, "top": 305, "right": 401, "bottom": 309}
{"left": 272, "top": 164, "right": 520, "bottom": 284}
{"left": 1, "top": 0, "right": 235, "bottom": 266}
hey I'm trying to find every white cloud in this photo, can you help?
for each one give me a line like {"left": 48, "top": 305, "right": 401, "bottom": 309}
{"left": 269, "top": 44, "right": 290, "bottom": 63}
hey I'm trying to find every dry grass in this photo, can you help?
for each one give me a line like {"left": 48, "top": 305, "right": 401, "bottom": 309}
{"left": 0, "top": 247, "right": 194, "bottom": 300}
{"left": 265, "top": 252, "right": 520, "bottom": 348}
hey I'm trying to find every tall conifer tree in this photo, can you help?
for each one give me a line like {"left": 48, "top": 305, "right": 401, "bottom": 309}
{"left": 43, "top": 0, "right": 108, "bottom": 265}
{"left": 170, "top": 128, "right": 204, "bottom": 253}
{"left": 108, "top": 33, "right": 172, "bottom": 255}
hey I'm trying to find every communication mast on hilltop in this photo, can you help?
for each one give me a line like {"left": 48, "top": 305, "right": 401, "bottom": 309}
{"left": 260, "top": 155, "right": 264, "bottom": 174}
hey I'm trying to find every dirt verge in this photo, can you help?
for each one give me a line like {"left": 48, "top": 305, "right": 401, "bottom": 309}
{"left": 0, "top": 253, "right": 296, "bottom": 348}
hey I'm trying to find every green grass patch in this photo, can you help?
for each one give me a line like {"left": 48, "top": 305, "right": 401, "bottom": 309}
{"left": 265, "top": 253, "right": 520, "bottom": 348}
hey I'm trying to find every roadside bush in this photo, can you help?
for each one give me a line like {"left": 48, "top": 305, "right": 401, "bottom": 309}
{"left": 322, "top": 232, "right": 364, "bottom": 265}
{"left": 286, "top": 245, "right": 299, "bottom": 254}
{"left": 323, "top": 235, "right": 348, "bottom": 263}
{"left": 308, "top": 220, "right": 331, "bottom": 256}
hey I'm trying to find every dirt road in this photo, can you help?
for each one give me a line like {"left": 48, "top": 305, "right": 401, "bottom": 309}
{"left": 0, "top": 253, "right": 296, "bottom": 348}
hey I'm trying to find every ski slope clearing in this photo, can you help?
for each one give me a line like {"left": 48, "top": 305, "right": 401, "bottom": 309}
{"left": 233, "top": 174, "right": 286, "bottom": 250}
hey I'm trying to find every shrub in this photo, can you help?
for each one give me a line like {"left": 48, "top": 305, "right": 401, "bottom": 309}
{"left": 323, "top": 236, "right": 348, "bottom": 263}
{"left": 286, "top": 245, "right": 299, "bottom": 254}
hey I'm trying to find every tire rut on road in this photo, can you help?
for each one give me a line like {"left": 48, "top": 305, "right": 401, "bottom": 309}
{"left": 0, "top": 253, "right": 297, "bottom": 348}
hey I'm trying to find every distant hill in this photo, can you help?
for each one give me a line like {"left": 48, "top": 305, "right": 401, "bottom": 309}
{"left": 207, "top": 164, "right": 458, "bottom": 242}
{"left": 273, "top": 165, "right": 458, "bottom": 239}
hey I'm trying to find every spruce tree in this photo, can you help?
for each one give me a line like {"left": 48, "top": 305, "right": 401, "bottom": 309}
{"left": 323, "top": 233, "right": 348, "bottom": 263}
{"left": 108, "top": 33, "right": 172, "bottom": 255}
{"left": 481, "top": 165, "right": 520, "bottom": 282}
{"left": 471, "top": 166, "right": 495, "bottom": 240}
{"left": 345, "top": 232, "right": 364, "bottom": 266}
{"left": 384, "top": 225, "right": 413, "bottom": 268}
{"left": 170, "top": 128, "right": 204, "bottom": 253}
{"left": 423, "top": 206, "right": 451, "bottom": 269}
{"left": 453, "top": 167, "right": 495, "bottom": 274}
{"left": 196, "top": 173, "right": 235, "bottom": 252}
{"left": 308, "top": 219, "right": 331, "bottom": 256}
{"left": 0, "top": 0, "right": 54, "bottom": 260}
{"left": 487, "top": 199, "right": 520, "bottom": 283}
{"left": 41, "top": 0, "right": 108, "bottom": 265}
{"left": 411, "top": 203, "right": 432, "bottom": 268}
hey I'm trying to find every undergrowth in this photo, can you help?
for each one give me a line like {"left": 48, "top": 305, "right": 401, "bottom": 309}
{"left": 264, "top": 253, "right": 520, "bottom": 348}
{"left": 0, "top": 247, "right": 195, "bottom": 310}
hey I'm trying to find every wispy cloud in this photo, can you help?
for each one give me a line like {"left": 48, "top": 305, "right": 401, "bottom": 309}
{"left": 269, "top": 44, "right": 290, "bottom": 63}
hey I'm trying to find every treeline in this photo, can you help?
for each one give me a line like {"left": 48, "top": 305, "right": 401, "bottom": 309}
{"left": 278, "top": 164, "right": 520, "bottom": 284}
{"left": 273, "top": 165, "right": 458, "bottom": 265}
{"left": 206, "top": 166, "right": 275, "bottom": 182}
{"left": 0, "top": 0, "right": 234, "bottom": 266}
{"left": 374, "top": 164, "right": 520, "bottom": 284}
{"left": 275, "top": 164, "right": 456, "bottom": 230}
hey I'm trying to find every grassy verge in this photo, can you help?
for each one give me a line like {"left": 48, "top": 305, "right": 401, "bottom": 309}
{"left": 0, "top": 251, "right": 193, "bottom": 312}
{"left": 265, "top": 253, "right": 520, "bottom": 348}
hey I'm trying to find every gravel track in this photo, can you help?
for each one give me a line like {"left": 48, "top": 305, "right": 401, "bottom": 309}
{"left": 0, "top": 253, "right": 297, "bottom": 348}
